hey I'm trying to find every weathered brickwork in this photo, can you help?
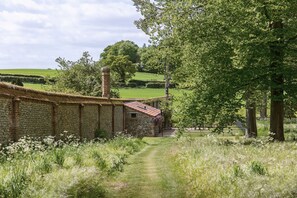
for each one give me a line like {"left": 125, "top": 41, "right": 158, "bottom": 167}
{"left": 19, "top": 101, "right": 52, "bottom": 138}
{"left": 0, "top": 98, "right": 12, "bottom": 144}
{"left": 100, "top": 106, "right": 112, "bottom": 134}
{"left": 57, "top": 104, "right": 80, "bottom": 137}
{"left": 125, "top": 107, "right": 155, "bottom": 137}
{"left": 82, "top": 105, "right": 98, "bottom": 140}
{"left": 114, "top": 106, "right": 124, "bottom": 132}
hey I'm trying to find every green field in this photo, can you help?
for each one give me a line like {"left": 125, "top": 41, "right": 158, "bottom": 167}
{"left": 117, "top": 88, "right": 187, "bottom": 98}
{"left": 133, "top": 72, "right": 164, "bottom": 81}
{"left": 0, "top": 69, "right": 59, "bottom": 77}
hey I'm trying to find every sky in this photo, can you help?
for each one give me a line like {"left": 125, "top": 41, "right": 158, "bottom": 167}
{"left": 0, "top": 0, "right": 149, "bottom": 69}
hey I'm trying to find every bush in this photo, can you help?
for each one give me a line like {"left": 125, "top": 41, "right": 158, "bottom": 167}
{"left": 95, "top": 129, "right": 110, "bottom": 139}
{"left": 146, "top": 82, "right": 165, "bottom": 88}
{"left": 128, "top": 79, "right": 148, "bottom": 87}
{"left": 0, "top": 75, "right": 46, "bottom": 84}
{"left": 127, "top": 82, "right": 137, "bottom": 88}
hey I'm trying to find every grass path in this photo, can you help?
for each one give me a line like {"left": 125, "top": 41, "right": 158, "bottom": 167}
{"left": 105, "top": 137, "right": 185, "bottom": 198}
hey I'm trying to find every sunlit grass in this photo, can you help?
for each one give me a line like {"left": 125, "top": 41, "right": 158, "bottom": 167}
{"left": 0, "top": 135, "right": 145, "bottom": 197}
{"left": 172, "top": 135, "right": 297, "bottom": 198}
{"left": 133, "top": 72, "right": 164, "bottom": 81}
{"left": 117, "top": 88, "right": 189, "bottom": 99}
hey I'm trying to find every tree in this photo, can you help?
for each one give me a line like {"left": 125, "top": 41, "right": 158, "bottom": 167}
{"left": 102, "top": 55, "right": 136, "bottom": 84}
{"left": 134, "top": 0, "right": 297, "bottom": 140}
{"left": 138, "top": 45, "right": 163, "bottom": 73}
{"left": 53, "top": 52, "right": 119, "bottom": 97}
{"left": 100, "top": 40, "right": 139, "bottom": 83}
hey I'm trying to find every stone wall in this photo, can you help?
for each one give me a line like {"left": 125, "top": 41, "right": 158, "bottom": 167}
{"left": 114, "top": 106, "right": 124, "bottom": 133}
{"left": 0, "top": 83, "right": 124, "bottom": 143}
{"left": 57, "top": 104, "right": 80, "bottom": 137}
{"left": 0, "top": 82, "right": 164, "bottom": 143}
{"left": 100, "top": 105, "right": 113, "bottom": 135}
{"left": 125, "top": 107, "right": 156, "bottom": 137}
{"left": 19, "top": 100, "right": 53, "bottom": 138}
{"left": 0, "top": 98, "right": 12, "bottom": 144}
{"left": 81, "top": 105, "right": 99, "bottom": 140}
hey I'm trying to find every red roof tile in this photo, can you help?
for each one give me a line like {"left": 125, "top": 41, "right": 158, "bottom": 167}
{"left": 124, "top": 101, "right": 161, "bottom": 117}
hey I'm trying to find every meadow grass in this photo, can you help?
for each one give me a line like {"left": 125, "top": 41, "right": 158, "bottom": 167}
{"left": 172, "top": 134, "right": 297, "bottom": 198}
{"left": 0, "top": 134, "right": 145, "bottom": 197}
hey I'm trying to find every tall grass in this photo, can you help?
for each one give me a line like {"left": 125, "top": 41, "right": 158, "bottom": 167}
{"left": 0, "top": 134, "right": 145, "bottom": 197}
{"left": 172, "top": 136, "right": 297, "bottom": 198}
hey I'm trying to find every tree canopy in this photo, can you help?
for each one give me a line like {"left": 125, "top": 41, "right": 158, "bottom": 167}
{"left": 53, "top": 52, "right": 119, "bottom": 97}
{"left": 134, "top": 0, "right": 297, "bottom": 140}
{"left": 100, "top": 40, "right": 139, "bottom": 83}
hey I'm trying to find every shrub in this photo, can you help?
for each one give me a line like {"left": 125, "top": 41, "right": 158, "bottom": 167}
{"left": 128, "top": 79, "right": 147, "bottom": 87}
{"left": 95, "top": 129, "right": 110, "bottom": 139}
{"left": 146, "top": 82, "right": 165, "bottom": 88}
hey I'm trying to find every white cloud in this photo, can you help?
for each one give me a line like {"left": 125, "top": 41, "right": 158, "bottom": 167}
{"left": 0, "top": 0, "right": 148, "bottom": 68}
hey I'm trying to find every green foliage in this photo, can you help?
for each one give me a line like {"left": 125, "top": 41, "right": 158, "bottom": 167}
{"left": 0, "top": 75, "right": 45, "bottom": 84}
{"left": 11, "top": 78, "right": 24, "bottom": 86}
{"left": 134, "top": 0, "right": 297, "bottom": 139}
{"left": 102, "top": 55, "right": 136, "bottom": 84}
{"left": 53, "top": 148, "right": 66, "bottom": 167}
{"left": 95, "top": 129, "right": 109, "bottom": 139}
{"left": 138, "top": 45, "right": 163, "bottom": 73}
{"left": 250, "top": 161, "right": 267, "bottom": 175}
{"left": 100, "top": 40, "right": 139, "bottom": 84}
{"left": 146, "top": 82, "right": 165, "bottom": 88}
{"left": 100, "top": 40, "right": 140, "bottom": 64}
{"left": 53, "top": 52, "right": 103, "bottom": 96}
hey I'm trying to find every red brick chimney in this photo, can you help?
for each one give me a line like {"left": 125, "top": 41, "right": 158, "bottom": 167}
{"left": 101, "top": 66, "right": 110, "bottom": 98}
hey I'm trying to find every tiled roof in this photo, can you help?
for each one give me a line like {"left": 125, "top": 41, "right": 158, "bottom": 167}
{"left": 124, "top": 101, "right": 161, "bottom": 117}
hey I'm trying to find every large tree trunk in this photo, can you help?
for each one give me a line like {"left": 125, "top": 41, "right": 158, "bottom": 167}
{"left": 260, "top": 92, "right": 268, "bottom": 119}
{"left": 269, "top": 21, "right": 285, "bottom": 141}
{"left": 246, "top": 100, "right": 257, "bottom": 138}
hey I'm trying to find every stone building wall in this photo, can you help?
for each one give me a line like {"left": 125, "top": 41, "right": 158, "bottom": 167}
{"left": 125, "top": 107, "right": 156, "bottom": 137}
